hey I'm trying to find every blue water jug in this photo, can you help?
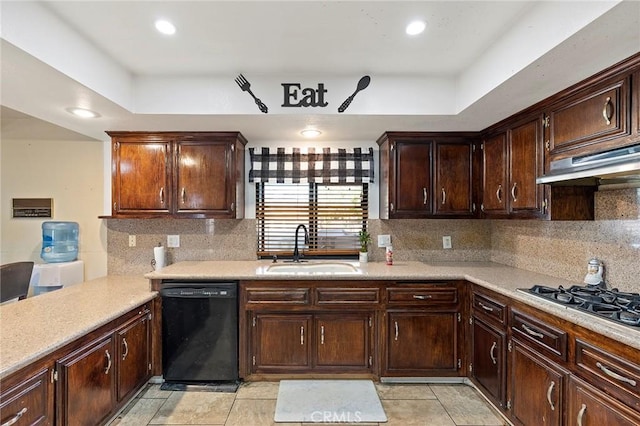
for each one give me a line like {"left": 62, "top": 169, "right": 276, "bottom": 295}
{"left": 41, "top": 221, "right": 79, "bottom": 263}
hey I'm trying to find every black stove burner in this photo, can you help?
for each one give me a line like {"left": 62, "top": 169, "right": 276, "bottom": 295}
{"left": 522, "top": 284, "right": 640, "bottom": 328}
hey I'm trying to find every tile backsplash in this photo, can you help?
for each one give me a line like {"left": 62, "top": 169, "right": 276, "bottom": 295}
{"left": 106, "top": 188, "right": 639, "bottom": 292}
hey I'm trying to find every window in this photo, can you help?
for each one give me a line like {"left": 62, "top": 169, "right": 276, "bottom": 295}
{"left": 256, "top": 183, "right": 368, "bottom": 258}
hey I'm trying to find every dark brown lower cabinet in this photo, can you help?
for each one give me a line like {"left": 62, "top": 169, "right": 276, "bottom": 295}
{"left": 116, "top": 313, "right": 151, "bottom": 402}
{"left": 510, "top": 340, "right": 567, "bottom": 426}
{"left": 0, "top": 367, "right": 53, "bottom": 426}
{"left": 252, "top": 313, "right": 312, "bottom": 373}
{"left": 315, "top": 313, "right": 372, "bottom": 371}
{"left": 567, "top": 375, "right": 640, "bottom": 426}
{"left": 471, "top": 316, "right": 506, "bottom": 408}
{"left": 384, "top": 311, "right": 459, "bottom": 376}
{"left": 56, "top": 336, "right": 116, "bottom": 426}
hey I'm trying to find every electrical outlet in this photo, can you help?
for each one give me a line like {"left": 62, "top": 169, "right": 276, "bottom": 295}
{"left": 128, "top": 235, "right": 136, "bottom": 247}
{"left": 378, "top": 234, "right": 391, "bottom": 247}
{"left": 167, "top": 235, "right": 180, "bottom": 248}
{"left": 442, "top": 236, "right": 452, "bottom": 249}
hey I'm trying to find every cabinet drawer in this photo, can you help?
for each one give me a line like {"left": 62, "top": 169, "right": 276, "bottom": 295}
{"left": 246, "top": 288, "right": 310, "bottom": 305}
{"left": 575, "top": 339, "right": 640, "bottom": 410}
{"left": 472, "top": 292, "right": 506, "bottom": 326}
{"left": 0, "top": 368, "right": 51, "bottom": 426}
{"left": 316, "top": 288, "right": 380, "bottom": 305}
{"left": 387, "top": 286, "right": 458, "bottom": 306}
{"left": 511, "top": 309, "right": 567, "bottom": 362}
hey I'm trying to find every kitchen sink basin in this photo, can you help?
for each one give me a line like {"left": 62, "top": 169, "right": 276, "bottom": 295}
{"left": 262, "top": 262, "right": 361, "bottom": 275}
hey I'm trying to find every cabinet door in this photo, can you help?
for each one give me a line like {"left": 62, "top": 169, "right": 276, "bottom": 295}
{"left": 567, "top": 375, "right": 640, "bottom": 426}
{"left": 434, "top": 141, "right": 473, "bottom": 216}
{"left": 315, "top": 313, "right": 372, "bottom": 371}
{"left": 549, "top": 76, "right": 630, "bottom": 157}
{"left": 481, "top": 133, "right": 508, "bottom": 214}
{"left": 509, "top": 117, "right": 544, "bottom": 216}
{"left": 116, "top": 313, "right": 150, "bottom": 403}
{"left": 252, "top": 314, "right": 311, "bottom": 373}
{"left": 510, "top": 341, "right": 566, "bottom": 426}
{"left": 56, "top": 336, "right": 115, "bottom": 426}
{"left": 385, "top": 311, "right": 458, "bottom": 376}
{"left": 112, "top": 139, "right": 171, "bottom": 215}
{"left": 472, "top": 317, "right": 506, "bottom": 408}
{"left": 0, "top": 367, "right": 53, "bottom": 426}
{"left": 392, "top": 141, "right": 432, "bottom": 216}
{"left": 175, "top": 140, "right": 232, "bottom": 215}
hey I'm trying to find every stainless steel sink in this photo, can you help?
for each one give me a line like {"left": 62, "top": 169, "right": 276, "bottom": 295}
{"left": 262, "top": 262, "right": 361, "bottom": 275}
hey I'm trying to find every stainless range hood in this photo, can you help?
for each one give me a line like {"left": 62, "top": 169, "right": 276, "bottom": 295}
{"left": 537, "top": 144, "right": 640, "bottom": 187}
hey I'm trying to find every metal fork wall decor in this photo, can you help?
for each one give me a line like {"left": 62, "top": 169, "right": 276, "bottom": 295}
{"left": 234, "top": 74, "right": 371, "bottom": 113}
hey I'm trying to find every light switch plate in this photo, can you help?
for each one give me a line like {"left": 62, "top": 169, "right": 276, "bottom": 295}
{"left": 442, "top": 236, "right": 452, "bottom": 249}
{"left": 167, "top": 235, "right": 180, "bottom": 248}
{"left": 378, "top": 234, "right": 391, "bottom": 247}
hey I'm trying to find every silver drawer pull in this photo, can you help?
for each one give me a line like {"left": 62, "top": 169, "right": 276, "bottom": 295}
{"left": 104, "top": 350, "right": 112, "bottom": 374}
{"left": 489, "top": 341, "right": 497, "bottom": 365}
{"left": 122, "top": 337, "right": 129, "bottom": 361}
{"left": 394, "top": 321, "right": 399, "bottom": 341}
{"left": 602, "top": 96, "right": 613, "bottom": 125}
{"left": 300, "top": 326, "right": 304, "bottom": 345}
{"left": 1, "top": 407, "right": 28, "bottom": 426}
{"left": 478, "top": 302, "right": 494, "bottom": 312}
{"left": 441, "top": 188, "right": 446, "bottom": 205}
{"left": 521, "top": 323, "right": 544, "bottom": 339}
{"left": 495, "top": 184, "right": 502, "bottom": 203}
{"left": 546, "top": 381, "right": 555, "bottom": 411}
{"left": 320, "top": 325, "right": 325, "bottom": 345}
{"left": 413, "top": 295, "right": 432, "bottom": 300}
{"left": 596, "top": 362, "right": 637, "bottom": 386}
{"left": 577, "top": 404, "right": 587, "bottom": 426}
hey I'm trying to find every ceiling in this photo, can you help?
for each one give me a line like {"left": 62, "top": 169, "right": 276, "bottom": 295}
{"left": 1, "top": 1, "right": 640, "bottom": 143}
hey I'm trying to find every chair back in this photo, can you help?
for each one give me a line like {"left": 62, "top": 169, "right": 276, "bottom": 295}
{"left": 1, "top": 261, "right": 35, "bottom": 303}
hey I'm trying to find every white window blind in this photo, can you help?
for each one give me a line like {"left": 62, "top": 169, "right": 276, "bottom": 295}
{"left": 256, "top": 183, "right": 368, "bottom": 258}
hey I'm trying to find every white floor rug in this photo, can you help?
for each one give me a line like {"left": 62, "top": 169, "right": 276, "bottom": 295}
{"left": 274, "top": 379, "right": 387, "bottom": 423}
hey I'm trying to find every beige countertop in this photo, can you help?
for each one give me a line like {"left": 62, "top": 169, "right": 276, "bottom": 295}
{"left": 0, "top": 275, "right": 154, "bottom": 379}
{"left": 2, "top": 261, "right": 638, "bottom": 380}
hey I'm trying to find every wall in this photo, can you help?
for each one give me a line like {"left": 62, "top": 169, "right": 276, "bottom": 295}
{"left": 0, "top": 138, "right": 107, "bottom": 280}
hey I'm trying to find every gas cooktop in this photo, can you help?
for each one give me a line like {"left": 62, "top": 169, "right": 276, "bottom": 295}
{"left": 521, "top": 284, "right": 640, "bottom": 328}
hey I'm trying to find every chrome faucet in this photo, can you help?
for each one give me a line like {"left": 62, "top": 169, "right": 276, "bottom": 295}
{"left": 292, "top": 224, "right": 309, "bottom": 262}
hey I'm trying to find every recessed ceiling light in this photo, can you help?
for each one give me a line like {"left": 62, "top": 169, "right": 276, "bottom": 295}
{"left": 155, "top": 19, "right": 176, "bottom": 35}
{"left": 301, "top": 129, "right": 322, "bottom": 138}
{"left": 406, "top": 20, "right": 426, "bottom": 36}
{"left": 66, "top": 107, "right": 100, "bottom": 118}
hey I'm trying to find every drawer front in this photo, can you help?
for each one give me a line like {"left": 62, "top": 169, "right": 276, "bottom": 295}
{"left": 511, "top": 309, "right": 567, "bottom": 362}
{"left": 575, "top": 339, "right": 640, "bottom": 410}
{"left": 472, "top": 292, "right": 506, "bottom": 326}
{"left": 0, "top": 368, "right": 51, "bottom": 426}
{"left": 245, "top": 288, "right": 310, "bottom": 305}
{"left": 316, "top": 287, "right": 380, "bottom": 305}
{"left": 387, "top": 286, "right": 458, "bottom": 306}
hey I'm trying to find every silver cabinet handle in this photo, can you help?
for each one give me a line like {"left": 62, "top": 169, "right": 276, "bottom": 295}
{"left": 230, "top": 202, "right": 235, "bottom": 212}
{"left": 441, "top": 188, "right": 446, "bottom": 205}
{"left": 596, "top": 362, "right": 637, "bottom": 386}
{"left": 104, "top": 349, "right": 112, "bottom": 375}
{"left": 511, "top": 182, "right": 518, "bottom": 202}
{"left": 546, "top": 381, "right": 555, "bottom": 411}
{"left": 577, "top": 403, "right": 587, "bottom": 426}
{"left": 1, "top": 407, "right": 28, "bottom": 426}
{"left": 602, "top": 96, "right": 612, "bottom": 125}
{"left": 394, "top": 321, "right": 399, "bottom": 341}
{"left": 496, "top": 185, "right": 502, "bottom": 203}
{"left": 490, "top": 341, "right": 497, "bottom": 365}
{"left": 122, "top": 337, "right": 129, "bottom": 361}
{"left": 320, "top": 325, "right": 325, "bottom": 345}
{"left": 413, "top": 295, "right": 432, "bottom": 300}
{"left": 390, "top": 202, "right": 394, "bottom": 212}
{"left": 300, "top": 326, "right": 304, "bottom": 345}
{"left": 423, "top": 187, "right": 428, "bottom": 205}
{"left": 478, "top": 302, "right": 494, "bottom": 312}
{"left": 181, "top": 187, "right": 186, "bottom": 204}
{"left": 521, "top": 323, "right": 544, "bottom": 339}
{"left": 159, "top": 187, "right": 164, "bottom": 204}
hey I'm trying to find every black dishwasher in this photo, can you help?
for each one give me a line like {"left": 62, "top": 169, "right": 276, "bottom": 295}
{"left": 161, "top": 281, "right": 238, "bottom": 383}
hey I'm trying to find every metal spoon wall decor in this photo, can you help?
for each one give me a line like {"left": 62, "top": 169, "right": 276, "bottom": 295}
{"left": 338, "top": 75, "right": 371, "bottom": 113}
{"left": 234, "top": 73, "right": 269, "bottom": 113}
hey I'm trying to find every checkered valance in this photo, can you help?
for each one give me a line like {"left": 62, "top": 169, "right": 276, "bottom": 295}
{"left": 249, "top": 147, "right": 374, "bottom": 183}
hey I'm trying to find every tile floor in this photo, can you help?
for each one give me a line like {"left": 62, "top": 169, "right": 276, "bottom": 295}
{"left": 109, "top": 381, "right": 507, "bottom": 426}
